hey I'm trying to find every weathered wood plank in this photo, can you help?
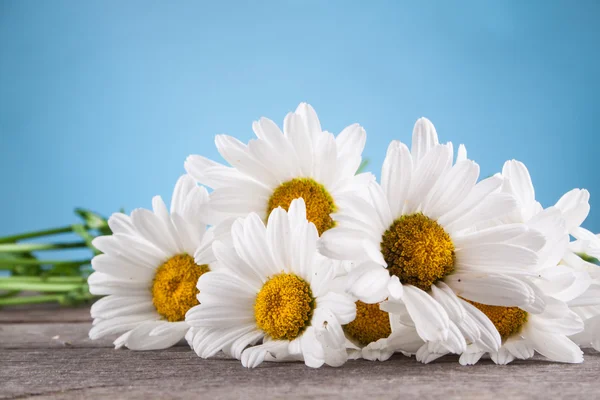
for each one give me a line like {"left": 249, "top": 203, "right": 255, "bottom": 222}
{"left": 0, "top": 322, "right": 113, "bottom": 349}
{"left": 2, "top": 316, "right": 599, "bottom": 399}
{"left": 1, "top": 347, "right": 599, "bottom": 399}
{"left": 0, "top": 305, "right": 91, "bottom": 324}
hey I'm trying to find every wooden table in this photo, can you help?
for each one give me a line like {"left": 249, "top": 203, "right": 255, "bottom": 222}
{"left": 1, "top": 305, "right": 599, "bottom": 399}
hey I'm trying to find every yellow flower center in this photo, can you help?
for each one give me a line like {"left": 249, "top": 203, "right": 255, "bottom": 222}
{"left": 267, "top": 178, "right": 336, "bottom": 235}
{"left": 151, "top": 254, "right": 209, "bottom": 322}
{"left": 467, "top": 301, "right": 528, "bottom": 340}
{"left": 380, "top": 213, "right": 455, "bottom": 291}
{"left": 344, "top": 301, "right": 391, "bottom": 346}
{"left": 254, "top": 273, "right": 315, "bottom": 340}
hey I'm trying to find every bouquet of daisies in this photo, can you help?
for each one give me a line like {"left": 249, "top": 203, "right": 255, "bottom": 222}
{"left": 86, "top": 103, "right": 600, "bottom": 368}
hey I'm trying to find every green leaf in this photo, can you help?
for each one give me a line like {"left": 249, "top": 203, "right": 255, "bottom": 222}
{"left": 74, "top": 208, "right": 109, "bottom": 230}
{"left": 356, "top": 159, "right": 370, "bottom": 174}
{"left": 578, "top": 253, "right": 600, "bottom": 265}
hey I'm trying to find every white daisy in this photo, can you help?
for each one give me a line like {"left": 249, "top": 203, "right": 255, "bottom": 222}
{"left": 509, "top": 165, "right": 600, "bottom": 353}
{"left": 459, "top": 295, "right": 584, "bottom": 365}
{"left": 453, "top": 160, "right": 587, "bottom": 365}
{"left": 185, "top": 198, "right": 356, "bottom": 368}
{"left": 568, "top": 230, "right": 600, "bottom": 352}
{"left": 184, "top": 102, "right": 372, "bottom": 238}
{"left": 88, "top": 175, "right": 216, "bottom": 350}
{"left": 319, "top": 118, "right": 546, "bottom": 361}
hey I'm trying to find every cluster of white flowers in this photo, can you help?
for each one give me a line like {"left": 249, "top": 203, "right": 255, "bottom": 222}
{"left": 88, "top": 103, "right": 600, "bottom": 368}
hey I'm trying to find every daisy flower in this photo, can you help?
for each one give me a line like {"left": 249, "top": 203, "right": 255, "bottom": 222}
{"left": 568, "top": 230, "right": 600, "bottom": 351}
{"left": 455, "top": 160, "right": 588, "bottom": 364}
{"left": 185, "top": 198, "right": 356, "bottom": 368}
{"left": 553, "top": 189, "right": 600, "bottom": 352}
{"left": 319, "top": 118, "right": 546, "bottom": 360}
{"left": 498, "top": 161, "right": 600, "bottom": 354}
{"left": 88, "top": 175, "right": 215, "bottom": 350}
{"left": 184, "top": 102, "right": 371, "bottom": 238}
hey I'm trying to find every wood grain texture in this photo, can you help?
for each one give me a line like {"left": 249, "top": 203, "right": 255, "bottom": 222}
{"left": 1, "top": 309, "right": 599, "bottom": 399}
{"left": 0, "top": 305, "right": 91, "bottom": 323}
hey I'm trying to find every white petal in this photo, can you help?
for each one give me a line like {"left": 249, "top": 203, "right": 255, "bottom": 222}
{"left": 459, "top": 350, "right": 484, "bottom": 366}
{"left": 381, "top": 141, "right": 413, "bottom": 218}
{"left": 361, "top": 339, "right": 395, "bottom": 361}
{"left": 422, "top": 160, "right": 480, "bottom": 219}
{"left": 447, "top": 273, "right": 535, "bottom": 308}
{"left": 231, "top": 218, "right": 271, "bottom": 283}
{"left": 555, "top": 189, "right": 590, "bottom": 231}
{"left": 87, "top": 272, "right": 150, "bottom": 296}
{"left": 266, "top": 207, "right": 291, "bottom": 271}
{"left": 284, "top": 112, "right": 313, "bottom": 177}
{"left": 403, "top": 285, "right": 450, "bottom": 342}
{"left": 460, "top": 299, "right": 501, "bottom": 352}
{"left": 91, "top": 254, "right": 155, "bottom": 282}
{"left": 388, "top": 275, "right": 404, "bottom": 300}
{"left": 490, "top": 347, "right": 515, "bottom": 365}
{"left": 445, "top": 193, "right": 518, "bottom": 233}
{"left": 131, "top": 208, "right": 179, "bottom": 256}
{"left": 89, "top": 313, "right": 159, "bottom": 340}
{"left": 317, "top": 292, "right": 356, "bottom": 325}
{"left": 416, "top": 345, "right": 446, "bottom": 364}
{"left": 243, "top": 213, "right": 279, "bottom": 277}
{"left": 504, "top": 337, "right": 534, "bottom": 360}
{"left": 335, "top": 123, "right": 366, "bottom": 179}
{"left": 411, "top": 117, "right": 439, "bottom": 164}
{"left": 185, "top": 154, "right": 245, "bottom": 190}
{"left": 241, "top": 341, "right": 287, "bottom": 368}
{"left": 455, "top": 243, "right": 538, "bottom": 271}
{"left": 212, "top": 240, "right": 262, "bottom": 291}
{"left": 346, "top": 263, "right": 390, "bottom": 303}
{"left": 215, "top": 134, "right": 280, "bottom": 188}
{"left": 430, "top": 283, "right": 466, "bottom": 322}
{"left": 502, "top": 160, "right": 535, "bottom": 210}
{"left": 530, "top": 330, "right": 583, "bottom": 363}
{"left": 125, "top": 321, "right": 185, "bottom": 350}
{"left": 312, "top": 131, "right": 338, "bottom": 187}
{"left": 90, "top": 295, "right": 154, "bottom": 319}
{"left": 170, "top": 174, "right": 196, "bottom": 215}
{"left": 405, "top": 144, "right": 452, "bottom": 213}
{"left": 299, "top": 327, "right": 326, "bottom": 368}
{"left": 456, "top": 144, "right": 467, "bottom": 163}
{"left": 209, "top": 187, "right": 268, "bottom": 216}
{"left": 107, "top": 213, "right": 137, "bottom": 235}
{"left": 386, "top": 324, "right": 424, "bottom": 354}
{"left": 368, "top": 181, "right": 394, "bottom": 229}
{"left": 295, "top": 102, "right": 322, "bottom": 140}
{"left": 438, "top": 174, "right": 504, "bottom": 227}
{"left": 312, "top": 308, "right": 348, "bottom": 367}
{"left": 318, "top": 227, "right": 371, "bottom": 262}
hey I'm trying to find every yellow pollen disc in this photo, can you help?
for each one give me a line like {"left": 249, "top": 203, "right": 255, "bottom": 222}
{"left": 344, "top": 301, "right": 391, "bottom": 346}
{"left": 151, "top": 254, "right": 209, "bottom": 322}
{"left": 380, "top": 213, "right": 455, "bottom": 291}
{"left": 467, "top": 301, "right": 528, "bottom": 340}
{"left": 254, "top": 273, "right": 315, "bottom": 341}
{"left": 267, "top": 178, "right": 336, "bottom": 235}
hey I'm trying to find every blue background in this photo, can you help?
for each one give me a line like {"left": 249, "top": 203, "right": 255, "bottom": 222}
{"left": 1, "top": 0, "right": 598, "bottom": 237}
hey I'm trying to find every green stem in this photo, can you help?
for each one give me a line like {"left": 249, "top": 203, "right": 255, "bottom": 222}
{"left": 72, "top": 224, "right": 100, "bottom": 255}
{"left": 0, "top": 242, "right": 88, "bottom": 252}
{"left": 0, "top": 258, "right": 90, "bottom": 267}
{"left": 0, "top": 224, "right": 92, "bottom": 244}
{"left": 0, "top": 279, "right": 86, "bottom": 292}
{"left": 0, "top": 294, "right": 65, "bottom": 306}
{"left": 3, "top": 276, "right": 86, "bottom": 283}
{"left": 0, "top": 290, "right": 20, "bottom": 299}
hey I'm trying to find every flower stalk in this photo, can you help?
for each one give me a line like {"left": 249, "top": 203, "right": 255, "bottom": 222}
{"left": 0, "top": 208, "right": 111, "bottom": 308}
